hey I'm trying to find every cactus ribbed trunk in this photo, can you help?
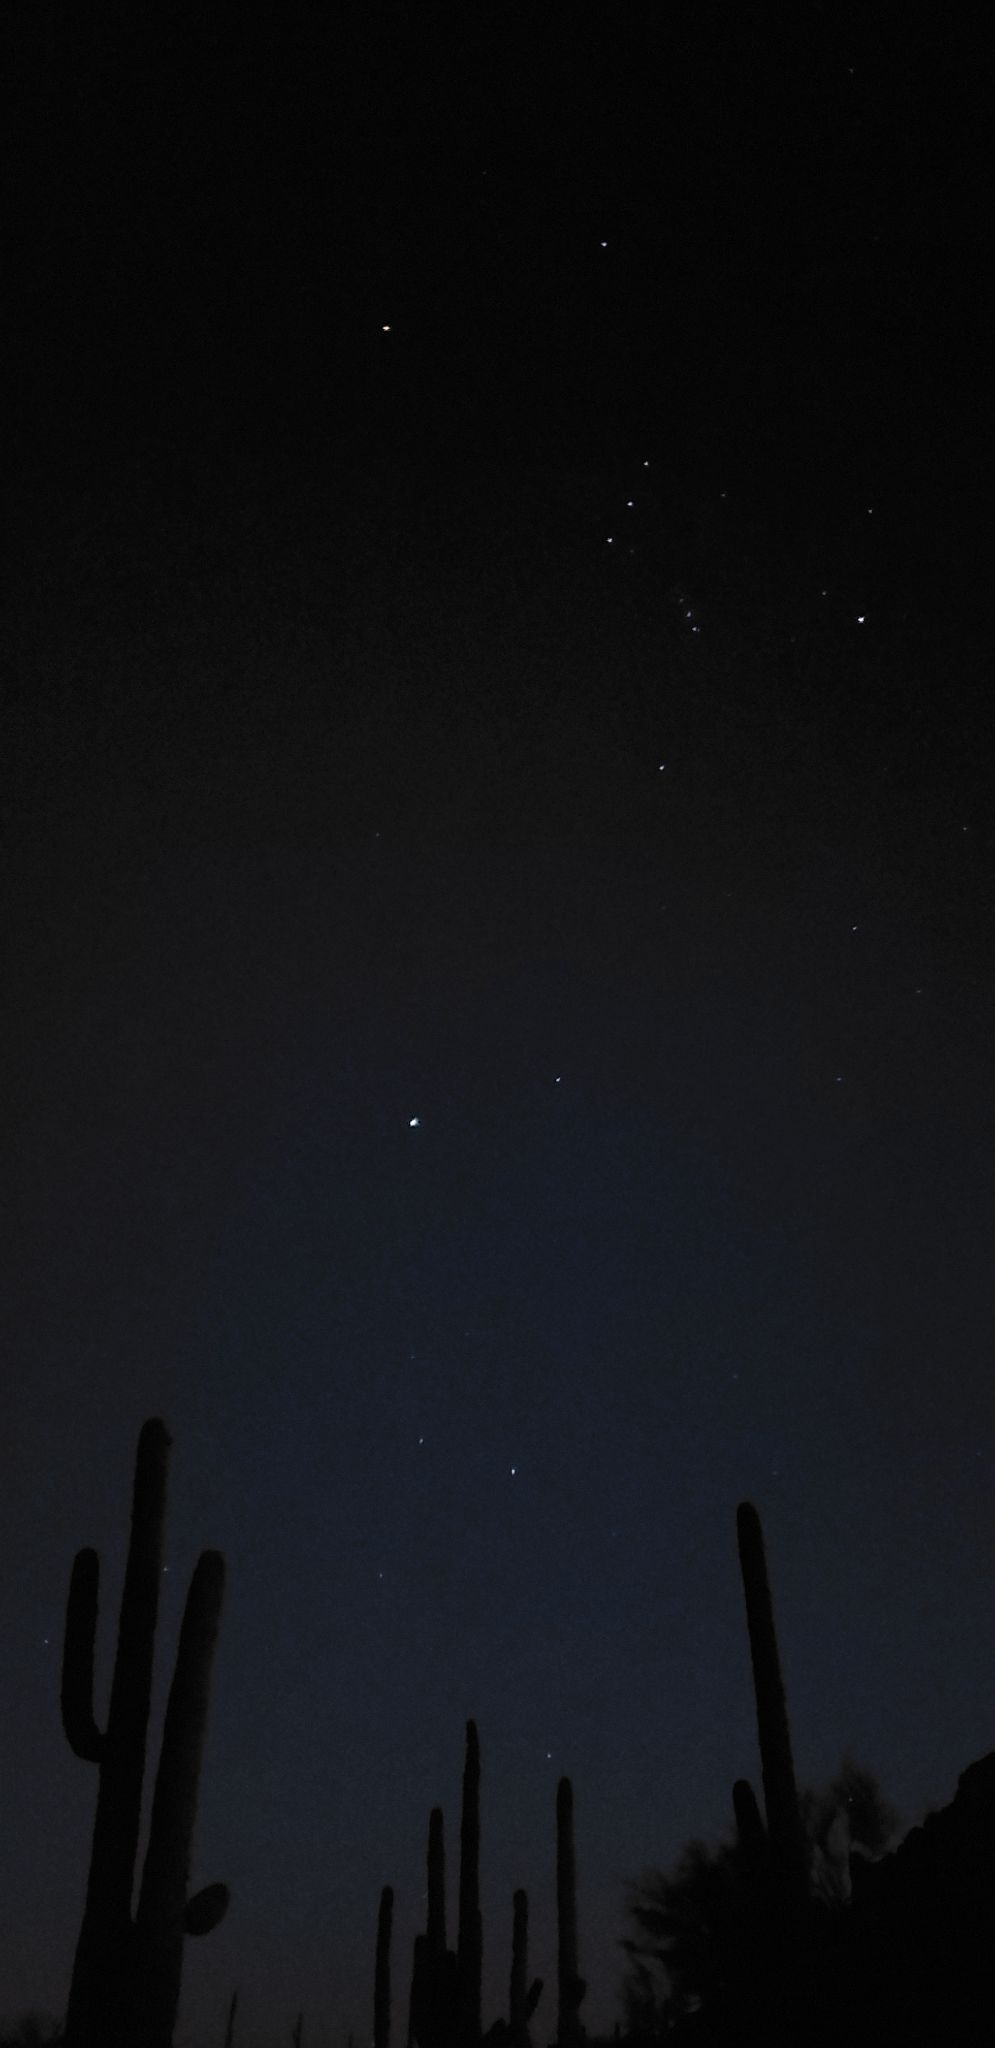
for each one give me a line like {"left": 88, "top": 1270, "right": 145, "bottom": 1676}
{"left": 375, "top": 1887, "right": 394, "bottom": 2048}
{"left": 736, "top": 1502, "right": 807, "bottom": 1909}
{"left": 457, "top": 1721, "right": 482, "bottom": 2048}
{"left": 555, "top": 1778, "right": 584, "bottom": 2048}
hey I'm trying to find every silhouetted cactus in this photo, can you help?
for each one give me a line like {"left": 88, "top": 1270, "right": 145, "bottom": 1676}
{"left": 508, "top": 1890, "right": 542, "bottom": 2048}
{"left": 375, "top": 1886, "right": 394, "bottom": 2048}
{"left": 735, "top": 1501, "right": 807, "bottom": 1910}
{"left": 457, "top": 1721, "right": 483, "bottom": 2048}
{"left": 61, "top": 1418, "right": 228, "bottom": 2048}
{"left": 428, "top": 1806, "right": 446, "bottom": 1957}
{"left": 555, "top": 1779, "right": 585, "bottom": 2048}
{"left": 409, "top": 1809, "right": 457, "bottom": 2048}
{"left": 411, "top": 1725, "right": 483, "bottom": 2048}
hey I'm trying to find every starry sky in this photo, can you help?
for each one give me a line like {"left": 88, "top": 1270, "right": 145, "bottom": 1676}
{"left": 3, "top": 9, "right": 993, "bottom": 2047}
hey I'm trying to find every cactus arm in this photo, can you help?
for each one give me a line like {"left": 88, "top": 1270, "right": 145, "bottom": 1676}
{"left": 184, "top": 1883, "right": 230, "bottom": 1936}
{"left": 105, "top": 1417, "right": 170, "bottom": 1759}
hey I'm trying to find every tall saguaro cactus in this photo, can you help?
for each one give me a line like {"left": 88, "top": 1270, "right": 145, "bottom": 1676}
{"left": 555, "top": 1778, "right": 585, "bottom": 2048}
{"left": 61, "top": 1417, "right": 228, "bottom": 2048}
{"left": 509, "top": 1889, "right": 543, "bottom": 2048}
{"left": 427, "top": 1805, "right": 446, "bottom": 1957}
{"left": 375, "top": 1889, "right": 394, "bottom": 2048}
{"left": 457, "top": 1720, "right": 483, "bottom": 2048}
{"left": 735, "top": 1501, "right": 807, "bottom": 1909}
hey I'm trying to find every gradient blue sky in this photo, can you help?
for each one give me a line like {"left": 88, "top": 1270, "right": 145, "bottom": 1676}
{"left": 3, "top": 10, "right": 992, "bottom": 2047}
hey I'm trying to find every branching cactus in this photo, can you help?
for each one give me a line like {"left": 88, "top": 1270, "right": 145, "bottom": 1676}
{"left": 61, "top": 1417, "right": 228, "bottom": 2048}
{"left": 410, "top": 1808, "right": 458, "bottom": 2048}
{"left": 412, "top": 1721, "right": 482, "bottom": 2048}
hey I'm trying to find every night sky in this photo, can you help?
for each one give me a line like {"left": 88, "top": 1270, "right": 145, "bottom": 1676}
{"left": 3, "top": 10, "right": 993, "bottom": 2047}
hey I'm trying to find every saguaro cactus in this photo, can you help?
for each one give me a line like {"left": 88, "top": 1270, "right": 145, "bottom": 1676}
{"left": 457, "top": 1720, "right": 482, "bottom": 2048}
{"left": 735, "top": 1501, "right": 807, "bottom": 1909}
{"left": 411, "top": 1724, "right": 482, "bottom": 2048}
{"left": 61, "top": 1417, "right": 228, "bottom": 2048}
{"left": 428, "top": 1805, "right": 446, "bottom": 1957}
{"left": 509, "top": 1889, "right": 543, "bottom": 2048}
{"left": 375, "top": 1885, "right": 394, "bottom": 2048}
{"left": 410, "top": 1807, "right": 457, "bottom": 2048}
{"left": 555, "top": 1778, "right": 585, "bottom": 2048}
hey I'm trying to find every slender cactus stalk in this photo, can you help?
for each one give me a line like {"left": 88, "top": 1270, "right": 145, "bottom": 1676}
{"left": 375, "top": 1886, "right": 394, "bottom": 2048}
{"left": 410, "top": 1805, "right": 458, "bottom": 2048}
{"left": 427, "top": 1807, "right": 446, "bottom": 1957}
{"left": 457, "top": 1722, "right": 482, "bottom": 2048}
{"left": 555, "top": 1779, "right": 585, "bottom": 2048}
{"left": 735, "top": 1502, "right": 808, "bottom": 1909}
{"left": 509, "top": 1889, "right": 542, "bottom": 2048}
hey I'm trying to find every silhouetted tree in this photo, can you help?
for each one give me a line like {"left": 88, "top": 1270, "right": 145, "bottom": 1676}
{"left": 800, "top": 1761, "right": 900, "bottom": 1909}
{"left": 621, "top": 1763, "right": 899, "bottom": 2037}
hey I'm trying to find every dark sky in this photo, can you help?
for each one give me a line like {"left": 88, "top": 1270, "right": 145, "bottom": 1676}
{"left": 3, "top": 10, "right": 993, "bottom": 2047}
